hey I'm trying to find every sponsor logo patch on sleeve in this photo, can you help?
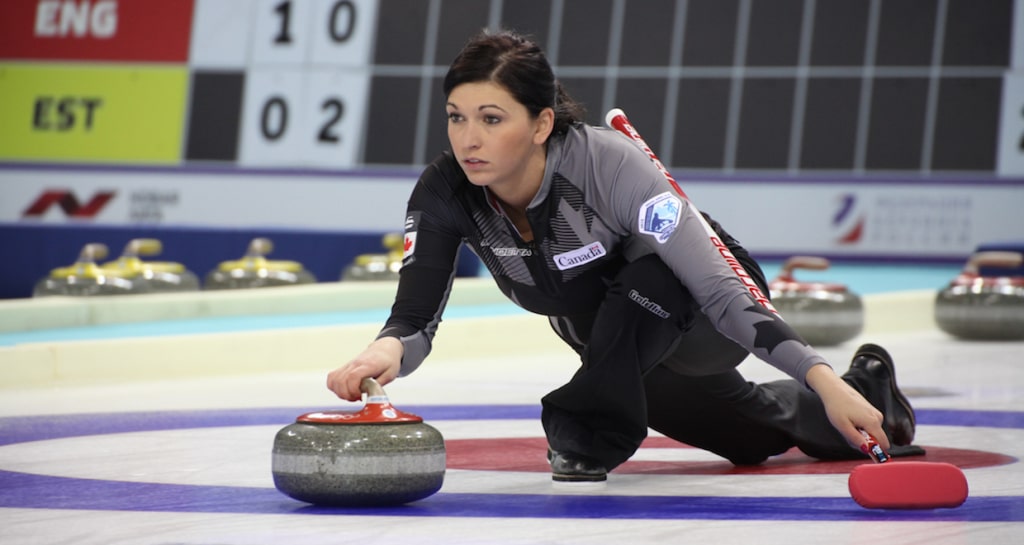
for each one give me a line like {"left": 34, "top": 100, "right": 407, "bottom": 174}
{"left": 638, "top": 192, "right": 682, "bottom": 244}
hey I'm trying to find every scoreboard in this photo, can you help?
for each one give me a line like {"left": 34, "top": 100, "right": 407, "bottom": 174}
{"left": 2, "top": 0, "right": 1023, "bottom": 175}
{"left": 189, "top": 0, "right": 376, "bottom": 169}
{"left": 0, "top": 0, "right": 378, "bottom": 169}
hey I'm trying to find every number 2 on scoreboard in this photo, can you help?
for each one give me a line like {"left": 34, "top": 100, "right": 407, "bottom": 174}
{"left": 258, "top": 96, "right": 344, "bottom": 144}
{"left": 240, "top": 69, "right": 369, "bottom": 168}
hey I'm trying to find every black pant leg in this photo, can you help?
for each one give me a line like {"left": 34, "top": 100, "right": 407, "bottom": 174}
{"left": 541, "top": 249, "right": 863, "bottom": 470}
{"left": 644, "top": 366, "right": 791, "bottom": 465}
{"left": 541, "top": 255, "right": 694, "bottom": 470}
{"left": 645, "top": 367, "right": 864, "bottom": 464}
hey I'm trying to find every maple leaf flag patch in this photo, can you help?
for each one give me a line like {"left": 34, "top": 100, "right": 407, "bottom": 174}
{"left": 638, "top": 192, "right": 682, "bottom": 244}
{"left": 403, "top": 232, "right": 417, "bottom": 259}
{"left": 402, "top": 212, "right": 421, "bottom": 264}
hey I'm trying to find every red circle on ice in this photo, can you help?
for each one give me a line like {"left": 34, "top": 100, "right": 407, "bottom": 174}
{"left": 445, "top": 436, "right": 1014, "bottom": 475}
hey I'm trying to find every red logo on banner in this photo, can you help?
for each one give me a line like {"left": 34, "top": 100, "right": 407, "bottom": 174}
{"left": 836, "top": 217, "right": 865, "bottom": 244}
{"left": 22, "top": 190, "right": 116, "bottom": 218}
{"left": 832, "top": 193, "right": 865, "bottom": 245}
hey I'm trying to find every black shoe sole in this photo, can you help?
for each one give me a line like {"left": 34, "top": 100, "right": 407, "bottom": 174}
{"left": 854, "top": 343, "right": 916, "bottom": 444}
{"left": 552, "top": 473, "right": 608, "bottom": 483}
{"left": 548, "top": 448, "right": 608, "bottom": 482}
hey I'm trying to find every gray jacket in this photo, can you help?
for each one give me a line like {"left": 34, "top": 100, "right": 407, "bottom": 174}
{"left": 381, "top": 124, "right": 824, "bottom": 382}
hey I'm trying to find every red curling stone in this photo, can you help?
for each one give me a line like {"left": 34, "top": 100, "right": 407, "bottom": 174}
{"left": 934, "top": 251, "right": 1024, "bottom": 340}
{"left": 769, "top": 256, "right": 864, "bottom": 346}
{"left": 272, "top": 378, "right": 446, "bottom": 506}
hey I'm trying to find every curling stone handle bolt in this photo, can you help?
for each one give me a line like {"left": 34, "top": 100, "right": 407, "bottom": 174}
{"left": 360, "top": 377, "right": 388, "bottom": 400}
{"left": 79, "top": 243, "right": 109, "bottom": 262}
{"left": 247, "top": 237, "right": 274, "bottom": 257}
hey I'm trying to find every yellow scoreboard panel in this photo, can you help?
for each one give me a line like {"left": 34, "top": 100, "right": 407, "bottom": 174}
{"left": 0, "top": 64, "right": 188, "bottom": 164}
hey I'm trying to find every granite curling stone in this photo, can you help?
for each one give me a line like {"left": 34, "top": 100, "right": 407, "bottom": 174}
{"left": 934, "top": 251, "right": 1024, "bottom": 340}
{"left": 272, "top": 378, "right": 446, "bottom": 506}
{"left": 340, "top": 233, "right": 403, "bottom": 281}
{"left": 768, "top": 256, "right": 864, "bottom": 346}
{"left": 102, "top": 238, "right": 201, "bottom": 294}
{"left": 33, "top": 243, "right": 137, "bottom": 297}
{"left": 205, "top": 237, "right": 316, "bottom": 290}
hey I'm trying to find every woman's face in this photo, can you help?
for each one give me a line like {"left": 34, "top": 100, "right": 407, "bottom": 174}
{"left": 446, "top": 81, "right": 552, "bottom": 190}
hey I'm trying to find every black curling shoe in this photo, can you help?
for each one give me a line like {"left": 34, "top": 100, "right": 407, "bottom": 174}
{"left": 843, "top": 343, "right": 917, "bottom": 446}
{"left": 547, "top": 449, "right": 608, "bottom": 482}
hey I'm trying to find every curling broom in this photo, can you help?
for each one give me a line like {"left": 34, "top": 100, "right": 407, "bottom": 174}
{"left": 605, "top": 107, "right": 969, "bottom": 510}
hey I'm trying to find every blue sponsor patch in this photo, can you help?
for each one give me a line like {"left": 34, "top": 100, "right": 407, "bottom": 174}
{"left": 638, "top": 192, "right": 682, "bottom": 243}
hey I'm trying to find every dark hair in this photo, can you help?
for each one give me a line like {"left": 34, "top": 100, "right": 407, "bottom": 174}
{"left": 443, "top": 29, "right": 585, "bottom": 135}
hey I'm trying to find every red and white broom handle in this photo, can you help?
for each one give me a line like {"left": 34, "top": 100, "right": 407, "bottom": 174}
{"left": 604, "top": 108, "right": 778, "bottom": 315}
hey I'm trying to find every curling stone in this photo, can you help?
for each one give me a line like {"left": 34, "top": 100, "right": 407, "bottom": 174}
{"left": 33, "top": 243, "right": 137, "bottom": 297}
{"left": 768, "top": 256, "right": 864, "bottom": 346}
{"left": 934, "top": 251, "right": 1024, "bottom": 340}
{"left": 102, "top": 238, "right": 200, "bottom": 293}
{"left": 341, "top": 233, "right": 404, "bottom": 281}
{"left": 204, "top": 237, "right": 316, "bottom": 290}
{"left": 272, "top": 378, "right": 446, "bottom": 506}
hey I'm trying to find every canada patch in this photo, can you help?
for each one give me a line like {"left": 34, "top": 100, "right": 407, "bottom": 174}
{"left": 638, "top": 192, "right": 681, "bottom": 244}
{"left": 403, "top": 212, "right": 421, "bottom": 263}
{"left": 403, "top": 232, "right": 417, "bottom": 261}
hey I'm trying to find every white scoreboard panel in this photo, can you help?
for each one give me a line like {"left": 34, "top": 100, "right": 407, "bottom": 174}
{"left": 188, "top": 0, "right": 377, "bottom": 169}
{"left": 999, "top": 74, "right": 1024, "bottom": 176}
{"left": 998, "top": 1, "right": 1024, "bottom": 175}
{"left": 235, "top": 67, "right": 371, "bottom": 168}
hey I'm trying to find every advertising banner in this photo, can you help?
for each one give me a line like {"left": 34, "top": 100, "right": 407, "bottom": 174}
{"left": 2, "top": 167, "right": 1021, "bottom": 260}
{"left": 0, "top": 167, "right": 416, "bottom": 233}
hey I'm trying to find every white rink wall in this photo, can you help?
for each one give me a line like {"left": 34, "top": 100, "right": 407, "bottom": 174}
{"left": 0, "top": 278, "right": 935, "bottom": 389}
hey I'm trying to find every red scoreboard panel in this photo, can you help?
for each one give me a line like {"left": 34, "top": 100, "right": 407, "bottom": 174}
{"left": 0, "top": 0, "right": 193, "bottom": 62}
